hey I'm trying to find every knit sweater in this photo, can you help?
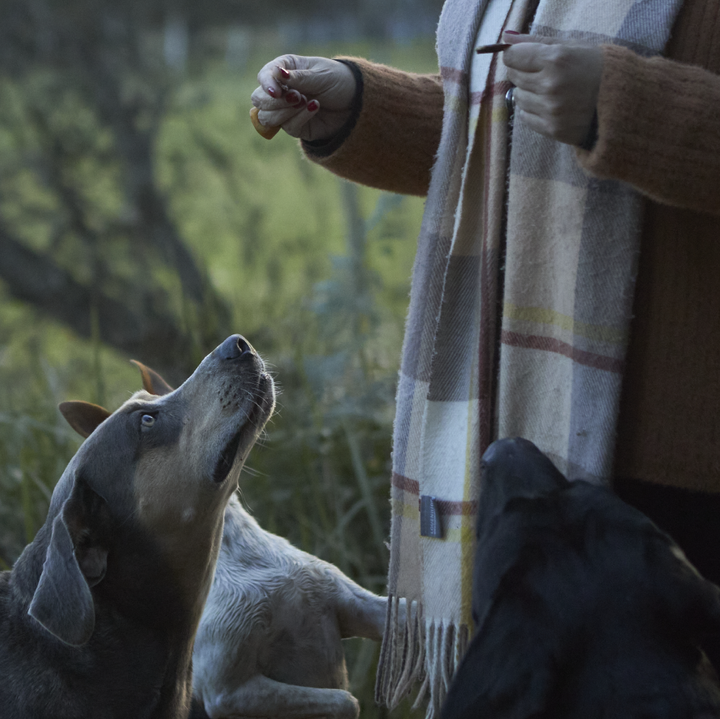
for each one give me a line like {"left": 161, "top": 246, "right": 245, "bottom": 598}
{"left": 304, "top": 0, "right": 720, "bottom": 493}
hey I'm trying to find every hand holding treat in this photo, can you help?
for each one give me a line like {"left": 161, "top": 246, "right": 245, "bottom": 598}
{"left": 250, "top": 55, "right": 357, "bottom": 141}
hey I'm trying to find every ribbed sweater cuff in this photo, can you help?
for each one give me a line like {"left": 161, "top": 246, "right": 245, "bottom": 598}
{"left": 300, "top": 57, "right": 444, "bottom": 197}
{"left": 576, "top": 44, "right": 720, "bottom": 214}
{"left": 303, "top": 60, "right": 364, "bottom": 159}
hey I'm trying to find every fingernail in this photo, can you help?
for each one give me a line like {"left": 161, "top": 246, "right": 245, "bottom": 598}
{"left": 286, "top": 90, "right": 299, "bottom": 104}
{"left": 279, "top": 67, "right": 290, "bottom": 79}
{"left": 504, "top": 30, "right": 520, "bottom": 35}
{"left": 267, "top": 86, "right": 277, "bottom": 98}
{"left": 307, "top": 100, "right": 319, "bottom": 112}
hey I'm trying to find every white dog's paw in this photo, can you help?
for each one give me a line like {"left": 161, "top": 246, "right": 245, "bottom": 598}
{"left": 332, "top": 690, "right": 360, "bottom": 719}
{"left": 201, "top": 680, "right": 361, "bottom": 719}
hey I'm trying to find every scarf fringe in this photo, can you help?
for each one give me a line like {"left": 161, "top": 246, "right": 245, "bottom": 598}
{"left": 376, "top": 595, "right": 470, "bottom": 718}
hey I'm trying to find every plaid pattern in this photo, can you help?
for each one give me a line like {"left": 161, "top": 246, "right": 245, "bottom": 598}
{"left": 376, "top": 0, "right": 685, "bottom": 716}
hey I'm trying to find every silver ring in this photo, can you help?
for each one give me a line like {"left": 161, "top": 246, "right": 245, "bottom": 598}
{"left": 505, "top": 87, "right": 516, "bottom": 112}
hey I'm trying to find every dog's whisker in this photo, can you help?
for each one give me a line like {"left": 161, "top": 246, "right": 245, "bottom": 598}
{"left": 240, "top": 465, "right": 265, "bottom": 478}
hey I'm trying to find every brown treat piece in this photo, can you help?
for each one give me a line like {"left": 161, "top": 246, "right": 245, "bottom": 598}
{"left": 475, "top": 42, "right": 511, "bottom": 54}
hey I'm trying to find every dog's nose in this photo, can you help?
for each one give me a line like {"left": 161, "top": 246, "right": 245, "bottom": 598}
{"left": 218, "top": 335, "right": 254, "bottom": 361}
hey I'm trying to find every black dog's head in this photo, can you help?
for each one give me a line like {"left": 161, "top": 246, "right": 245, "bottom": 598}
{"left": 26, "top": 335, "right": 275, "bottom": 648}
{"left": 476, "top": 437, "right": 567, "bottom": 531}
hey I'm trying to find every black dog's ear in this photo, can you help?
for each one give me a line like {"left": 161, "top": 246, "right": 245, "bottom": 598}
{"left": 59, "top": 401, "right": 112, "bottom": 439}
{"left": 130, "top": 359, "right": 174, "bottom": 396}
{"left": 28, "top": 475, "right": 110, "bottom": 646}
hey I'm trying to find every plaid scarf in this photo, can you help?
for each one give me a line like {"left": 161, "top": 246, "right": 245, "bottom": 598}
{"left": 376, "top": 0, "right": 685, "bottom": 716}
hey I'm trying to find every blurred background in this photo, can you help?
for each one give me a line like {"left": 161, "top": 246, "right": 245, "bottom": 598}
{"left": 0, "top": 0, "right": 443, "bottom": 715}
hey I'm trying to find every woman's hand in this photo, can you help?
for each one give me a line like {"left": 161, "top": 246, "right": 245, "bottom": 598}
{"left": 251, "top": 55, "right": 357, "bottom": 141}
{"left": 502, "top": 32, "right": 603, "bottom": 147}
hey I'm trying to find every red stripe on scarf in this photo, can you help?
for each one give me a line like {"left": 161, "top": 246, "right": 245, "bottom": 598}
{"left": 501, "top": 330, "right": 624, "bottom": 374}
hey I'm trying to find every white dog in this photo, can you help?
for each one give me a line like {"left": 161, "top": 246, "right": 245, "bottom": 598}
{"left": 192, "top": 494, "right": 389, "bottom": 719}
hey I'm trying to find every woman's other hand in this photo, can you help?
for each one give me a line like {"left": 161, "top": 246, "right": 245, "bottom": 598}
{"left": 251, "top": 55, "right": 357, "bottom": 141}
{"left": 502, "top": 32, "right": 603, "bottom": 147}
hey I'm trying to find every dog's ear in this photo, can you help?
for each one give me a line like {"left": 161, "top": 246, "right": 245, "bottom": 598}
{"left": 59, "top": 401, "right": 111, "bottom": 439}
{"left": 130, "top": 359, "right": 174, "bottom": 396}
{"left": 28, "top": 474, "right": 110, "bottom": 646}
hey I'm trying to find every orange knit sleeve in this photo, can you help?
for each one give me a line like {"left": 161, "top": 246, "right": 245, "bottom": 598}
{"left": 576, "top": 45, "right": 720, "bottom": 215}
{"left": 302, "top": 58, "right": 444, "bottom": 197}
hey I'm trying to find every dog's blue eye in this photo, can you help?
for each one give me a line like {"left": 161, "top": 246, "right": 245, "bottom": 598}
{"left": 141, "top": 414, "right": 156, "bottom": 428}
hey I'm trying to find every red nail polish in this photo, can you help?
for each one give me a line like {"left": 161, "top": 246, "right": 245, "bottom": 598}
{"left": 505, "top": 30, "right": 520, "bottom": 35}
{"left": 307, "top": 100, "right": 319, "bottom": 112}
{"left": 279, "top": 67, "right": 290, "bottom": 79}
{"left": 267, "top": 86, "right": 277, "bottom": 98}
{"left": 286, "top": 91, "right": 299, "bottom": 104}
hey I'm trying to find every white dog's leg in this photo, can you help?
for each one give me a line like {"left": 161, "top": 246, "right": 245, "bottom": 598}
{"left": 335, "top": 578, "right": 409, "bottom": 641}
{"left": 204, "top": 674, "right": 360, "bottom": 719}
{"left": 336, "top": 584, "right": 388, "bottom": 640}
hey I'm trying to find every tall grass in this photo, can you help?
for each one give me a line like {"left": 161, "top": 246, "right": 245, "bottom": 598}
{"left": 0, "top": 35, "right": 438, "bottom": 716}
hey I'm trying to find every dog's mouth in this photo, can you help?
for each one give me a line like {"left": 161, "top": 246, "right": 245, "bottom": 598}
{"left": 212, "top": 373, "right": 273, "bottom": 483}
{"left": 212, "top": 430, "right": 243, "bottom": 483}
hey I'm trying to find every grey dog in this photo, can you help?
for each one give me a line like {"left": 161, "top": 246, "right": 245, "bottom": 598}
{"left": 0, "top": 335, "right": 275, "bottom": 719}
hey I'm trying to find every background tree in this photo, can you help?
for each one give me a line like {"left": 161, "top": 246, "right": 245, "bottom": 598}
{"left": 0, "top": 0, "right": 228, "bottom": 380}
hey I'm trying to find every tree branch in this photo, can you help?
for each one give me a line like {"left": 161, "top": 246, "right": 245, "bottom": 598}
{"left": 0, "top": 225, "right": 197, "bottom": 380}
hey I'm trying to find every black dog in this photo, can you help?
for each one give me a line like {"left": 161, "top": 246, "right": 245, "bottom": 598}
{"left": 0, "top": 335, "right": 274, "bottom": 719}
{"left": 442, "top": 437, "right": 720, "bottom": 719}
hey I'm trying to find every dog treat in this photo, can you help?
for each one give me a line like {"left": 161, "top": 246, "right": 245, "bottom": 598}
{"left": 475, "top": 42, "right": 512, "bottom": 54}
{"left": 250, "top": 106, "right": 280, "bottom": 140}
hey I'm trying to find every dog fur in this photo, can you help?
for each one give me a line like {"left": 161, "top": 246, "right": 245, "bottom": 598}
{"left": 133, "top": 363, "right": 391, "bottom": 719}
{"left": 0, "top": 335, "right": 274, "bottom": 719}
{"left": 442, "top": 437, "right": 720, "bottom": 719}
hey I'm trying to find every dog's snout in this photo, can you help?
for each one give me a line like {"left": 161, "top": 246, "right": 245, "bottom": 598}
{"left": 218, "top": 335, "right": 254, "bottom": 361}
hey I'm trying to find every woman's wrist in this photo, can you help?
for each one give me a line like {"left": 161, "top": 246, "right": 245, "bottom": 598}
{"left": 302, "top": 60, "right": 365, "bottom": 157}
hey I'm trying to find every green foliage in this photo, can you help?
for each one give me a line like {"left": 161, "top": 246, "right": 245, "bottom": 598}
{"left": 0, "top": 302, "right": 136, "bottom": 564}
{"left": 0, "top": 36, "right": 438, "bottom": 716}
